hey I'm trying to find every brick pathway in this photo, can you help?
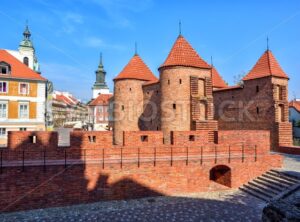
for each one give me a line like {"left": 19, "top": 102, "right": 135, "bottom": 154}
{"left": 0, "top": 153, "right": 299, "bottom": 222}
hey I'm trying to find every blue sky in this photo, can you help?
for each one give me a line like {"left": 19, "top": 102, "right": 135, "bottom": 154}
{"left": 0, "top": 0, "right": 299, "bottom": 101}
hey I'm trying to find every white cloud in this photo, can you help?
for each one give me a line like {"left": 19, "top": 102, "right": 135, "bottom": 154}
{"left": 82, "top": 37, "right": 126, "bottom": 50}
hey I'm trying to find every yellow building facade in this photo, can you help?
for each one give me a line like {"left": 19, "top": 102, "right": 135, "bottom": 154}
{"left": 0, "top": 50, "right": 47, "bottom": 146}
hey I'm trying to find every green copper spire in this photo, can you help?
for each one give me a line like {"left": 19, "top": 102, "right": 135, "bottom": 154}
{"left": 93, "top": 52, "right": 108, "bottom": 90}
{"left": 19, "top": 22, "right": 34, "bottom": 48}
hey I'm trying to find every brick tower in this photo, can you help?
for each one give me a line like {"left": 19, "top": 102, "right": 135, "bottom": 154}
{"left": 242, "top": 49, "right": 293, "bottom": 149}
{"left": 214, "top": 49, "right": 293, "bottom": 150}
{"left": 113, "top": 54, "right": 157, "bottom": 145}
{"left": 159, "top": 35, "right": 217, "bottom": 144}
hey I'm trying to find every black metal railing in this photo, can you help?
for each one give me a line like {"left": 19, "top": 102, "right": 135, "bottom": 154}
{"left": 0, "top": 144, "right": 263, "bottom": 174}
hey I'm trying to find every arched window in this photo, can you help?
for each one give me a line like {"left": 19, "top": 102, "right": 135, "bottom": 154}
{"left": 23, "top": 57, "right": 29, "bottom": 66}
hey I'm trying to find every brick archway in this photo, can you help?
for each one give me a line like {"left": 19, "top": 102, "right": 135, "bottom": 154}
{"left": 209, "top": 165, "right": 231, "bottom": 187}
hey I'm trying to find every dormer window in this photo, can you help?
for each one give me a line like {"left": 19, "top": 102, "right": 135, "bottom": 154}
{"left": 0, "top": 62, "right": 11, "bottom": 75}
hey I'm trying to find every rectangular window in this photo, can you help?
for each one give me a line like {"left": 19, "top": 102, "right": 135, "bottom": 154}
{"left": 0, "top": 102, "right": 7, "bottom": 118}
{"left": 19, "top": 83, "right": 29, "bottom": 95}
{"left": 20, "top": 128, "right": 27, "bottom": 131}
{"left": 19, "top": 102, "right": 29, "bottom": 119}
{"left": 0, "top": 82, "right": 8, "bottom": 93}
{"left": 0, "top": 128, "right": 6, "bottom": 137}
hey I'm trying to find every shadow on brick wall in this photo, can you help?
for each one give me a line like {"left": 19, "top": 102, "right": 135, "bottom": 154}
{"left": 0, "top": 131, "right": 163, "bottom": 213}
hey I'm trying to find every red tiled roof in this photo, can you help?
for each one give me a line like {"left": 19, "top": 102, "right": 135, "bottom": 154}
{"left": 289, "top": 100, "right": 300, "bottom": 113}
{"left": 0, "top": 50, "right": 46, "bottom": 81}
{"left": 243, "top": 50, "right": 288, "bottom": 81}
{"left": 213, "top": 85, "right": 243, "bottom": 92}
{"left": 160, "top": 35, "right": 210, "bottom": 69}
{"left": 54, "top": 94, "right": 78, "bottom": 106}
{"left": 114, "top": 55, "right": 158, "bottom": 81}
{"left": 211, "top": 66, "right": 227, "bottom": 88}
{"left": 55, "top": 95, "right": 71, "bottom": 105}
{"left": 89, "top": 94, "right": 112, "bottom": 106}
{"left": 142, "top": 79, "right": 160, "bottom": 87}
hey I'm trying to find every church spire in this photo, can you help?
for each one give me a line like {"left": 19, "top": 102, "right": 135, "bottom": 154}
{"left": 19, "top": 22, "right": 33, "bottom": 48}
{"left": 23, "top": 21, "right": 31, "bottom": 40}
{"left": 98, "top": 53, "right": 104, "bottom": 68}
{"left": 92, "top": 52, "right": 109, "bottom": 98}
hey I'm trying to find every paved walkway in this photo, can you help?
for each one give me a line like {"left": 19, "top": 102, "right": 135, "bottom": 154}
{"left": 0, "top": 153, "right": 299, "bottom": 222}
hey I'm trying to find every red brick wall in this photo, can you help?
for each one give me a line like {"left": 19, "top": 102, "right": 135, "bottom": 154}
{"left": 217, "top": 130, "right": 270, "bottom": 150}
{"left": 0, "top": 153, "right": 282, "bottom": 212}
{"left": 123, "top": 131, "right": 164, "bottom": 147}
{"left": 7, "top": 131, "right": 58, "bottom": 150}
{"left": 70, "top": 131, "right": 113, "bottom": 149}
{"left": 172, "top": 131, "right": 209, "bottom": 146}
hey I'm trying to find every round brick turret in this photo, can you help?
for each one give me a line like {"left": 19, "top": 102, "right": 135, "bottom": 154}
{"left": 113, "top": 54, "right": 157, "bottom": 145}
{"left": 159, "top": 35, "right": 212, "bottom": 144}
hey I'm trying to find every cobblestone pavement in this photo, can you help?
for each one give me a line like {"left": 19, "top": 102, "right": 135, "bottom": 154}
{"left": 0, "top": 190, "right": 265, "bottom": 222}
{"left": 0, "top": 154, "right": 299, "bottom": 222}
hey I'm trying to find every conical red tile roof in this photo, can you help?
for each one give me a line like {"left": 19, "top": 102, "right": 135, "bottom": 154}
{"left": 211, "top": 66, "right": 227, "bottom": 88}
{"left": 243, "top": 50, "right": 288, "bottom": 81}
{"left": 114, "top": 54, "right": 157, "bottom": 81}
{"left": 160, "top": 35, "right": 210, "bottom": 69}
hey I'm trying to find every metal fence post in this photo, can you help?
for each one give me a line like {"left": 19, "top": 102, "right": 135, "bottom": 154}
{"left": 228, "top": 145, "right": 231, "bottom": 163}
{"left": 64, "top": 149, "right": 67, "bottom": 168}
{"left": 200, "top": 146, "right": 203, "bottom": 165}
{"left": 102, "top": 149, "right": 104, "bottom": 169}
{"left": 0, "top": 149, "right": 3, "bottom": 174}
{"left": 255, "top": 145, "right": 257, "bottom": 162}
{"left": 170, "top": 146, "right": 173, "bottom": 166}
{"left": 186, "top": 146, "right": 189, "bottom": 166}
{"left": 138, "top": 147, "right": 140, "bottom": 168}
{"left": 22, "top": 149, "right": 25, "bottom": 172}
{"left": 154, "top": 147, "right": 156, "bottom": 167}
{"left": 120, "top": 147, "right": 123, "bottom": 169}
{"left": 242, "top": 144, "right": 244, "bottom": 163}
{"left": 215, "top": 145, "right": 217, "bottom": 164}
{"left": 43, "top": 150, "right": 46, "bottom": 172}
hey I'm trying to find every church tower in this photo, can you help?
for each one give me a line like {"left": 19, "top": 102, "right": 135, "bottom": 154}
{"left": 18, "top": 24, "right": 40, "bottom": 73}
{"left": 92, "top": 53, "right": 110, "bottom": 98}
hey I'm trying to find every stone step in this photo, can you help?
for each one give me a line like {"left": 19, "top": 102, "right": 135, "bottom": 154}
{"left": 239, "top": 187, "right": 269, "bottom": 202}
{"left": 243, "top": 184, "right": 274, "bottom": 198}
{"left": 266, "top": 171, "right": 300, "bottom": 184}
{"left": 261, "top": 173, "right": 296, "bottom": 186}
{"left": 240, "top": 184, "right": 273, "bottom": 200}
{"left": 256, "top": 177, "right": 290, "bottom": 189}
{"left": 252, "top": 178, "right": 285, "bottom": 192}
{"left": 247, "top": 181, "right": 280, "bottom": 196}
{"left": 270, "top": 169, "right": 300, "bottom": 181}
